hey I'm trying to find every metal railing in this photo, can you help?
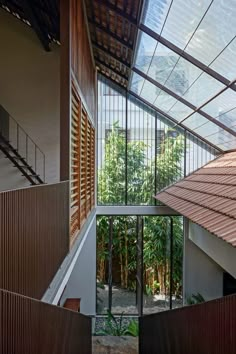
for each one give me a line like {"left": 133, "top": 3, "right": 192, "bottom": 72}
{"left": 0, "top": 104, "right": 45, "bottom": 182}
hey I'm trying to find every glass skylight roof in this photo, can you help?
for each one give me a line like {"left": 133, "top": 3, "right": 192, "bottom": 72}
{"left": 129, "top": 0, "right": 236, "bottom": 151}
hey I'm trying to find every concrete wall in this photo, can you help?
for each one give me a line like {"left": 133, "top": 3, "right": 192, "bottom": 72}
{"left": 189, "top": 221, "right": 236, "bottom": 279}
{"left": 0, "top": 9, "right": 60, "bottom": 190}
{"left": 59, "top": 216, "right": 97, "bottom": 316}
{"left": 184, "top": 220, "right": 236, "bottom": 302}
{"left": 184, "top": 236, "right": 223, "bottom": 302}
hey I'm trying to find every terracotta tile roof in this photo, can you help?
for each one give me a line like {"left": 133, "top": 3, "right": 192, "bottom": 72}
{"left": 155, "top": 151, "right": 236, "bottom": 247}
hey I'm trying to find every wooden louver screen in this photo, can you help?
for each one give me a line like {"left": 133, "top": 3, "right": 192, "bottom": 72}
{"left": 70, "top": 82, "right": 81, "bottom": 239}
{"left": 70, "top": 78, "right": 95, "bottom": 244}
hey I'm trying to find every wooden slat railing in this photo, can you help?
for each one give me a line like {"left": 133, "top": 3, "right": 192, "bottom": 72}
{"left": 0, "top": 288, "right": 91, "bottom": 354}
{"left": 139, "top": 294, "right": 236, "bottom": 354}
{"left": 0, "top": 182, "right": 69, "bottom": 299}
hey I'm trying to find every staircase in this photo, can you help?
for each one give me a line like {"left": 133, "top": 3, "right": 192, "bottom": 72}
{"left": 0, "top": 105, "right": 45, "bottom": 184}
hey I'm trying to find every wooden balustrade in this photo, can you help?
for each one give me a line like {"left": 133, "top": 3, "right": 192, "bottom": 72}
{"left": 139, "top": 294, "right": 236, "bottom": 354}
{"left": 0, "top": 288, "right": 91, "bottom": 354}
{"left": 0, "top": 182, "right": 69, "bottom": 299}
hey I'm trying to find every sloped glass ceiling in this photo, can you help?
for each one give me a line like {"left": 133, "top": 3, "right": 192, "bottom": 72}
{"left": 129, "top": 0, "right": 236, "bottom": 151}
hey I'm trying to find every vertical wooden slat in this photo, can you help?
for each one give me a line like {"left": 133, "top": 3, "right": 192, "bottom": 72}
{"left": 69, "top": 77, "right": 96, "bottom": 245}
{"left": 0, "top": 288, "right": 92, "bottom": 354}
{"left": 0, "top": 182, "right": 69, "bottom": 299}
{"left": 140, "top": 294, "right": 236, "bottom": 354}
{"left": 70, "top": 0, "right": 95, "bottom": 119}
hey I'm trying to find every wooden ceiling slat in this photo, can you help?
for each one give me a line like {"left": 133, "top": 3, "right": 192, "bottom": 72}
{"left": 85, "top": 0, "right": 142, "bottom": 88}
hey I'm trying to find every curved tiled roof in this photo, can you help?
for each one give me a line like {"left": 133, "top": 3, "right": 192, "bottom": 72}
{"left": 155, "top": 151, "right": 236, "bottom": 247}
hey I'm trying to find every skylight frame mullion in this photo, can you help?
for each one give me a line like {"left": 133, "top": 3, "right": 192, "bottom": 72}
{"left": 179, "top": 78, "right": 236, "bottom": 127}
{"left": 132, "top": 67, "right": 236, "bottom": 138}
{"left": 139, "top": 23, "right": 236, "bottom": 92}
{"left": 129, "top": 89, "right": 223, "bottom": 153}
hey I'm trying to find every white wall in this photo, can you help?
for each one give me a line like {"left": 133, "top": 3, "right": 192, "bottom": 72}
{"left": 184, "top": 220, "right": 236, "bottom": 302}
{"left": 189, "top": 221, "right": 236, "bottom": 279}
{"left": 184, "top": 237, "right": 223, "bottom": 302}
{"left": 0, "top": 9, "right": 60, "bottom": 190}
{"left": 59, "top": 216, "right": 97, "bottom": 316}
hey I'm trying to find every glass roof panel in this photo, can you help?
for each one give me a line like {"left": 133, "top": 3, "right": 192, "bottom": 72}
{"left": 182, "top": 113, "right": 208, "bottom": 131}
{"left": 130, "top": 72, "right": 145, "bottom": 95}
{"left": 132, "top": 0, "right": 236, "bottom": 151}
{"left": 143, "top": 0, "right": 212, "bottom": 49}
{"left": 183, "top": 113, "right": 236, "bottom": 150}
{"left": 210, "top": 38, "right": 236, "bottom": 81}
{"left": 180, "top": 73, "right": 224, "bottom": 107}
{"left": 164, "top": 57, "right": 202, "bottom": 96}
{"left": 167, "top": 101, "right": 194, "bottom": 122}
{"left": 186, "top": 1, "right": 236, "bottom": 66}
{"left": 134, "top": 32, "right": 225, "bottom": 113}
{"left": 140, "top": 80, "right": 161, "bottom": 103}
{"left": 142, "top": 0, "right": 172, "bottom": 34}
{"left": 202, "top": 89, "right": 236, "bottom": 122}
{"left": 135, "top": 31, "right": 157, "bottom": 74}
{"left": 153, "top": 90, "right": 178, "bottom": 112}
{"left": 148, "top": 42, "right": 179, "bottom": 85}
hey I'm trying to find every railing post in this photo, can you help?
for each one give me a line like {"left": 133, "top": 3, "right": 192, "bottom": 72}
{"left": 35, "top": 145, "right": 37, "bottom": 174}
{"left": 26, "top": 134, "right": 28, "bottom": 162}
{"left": 17, "top": 124, "right": 19, "bottom": 151}
{"left": 43, "top": 153, "right": 45, "bottom": 182}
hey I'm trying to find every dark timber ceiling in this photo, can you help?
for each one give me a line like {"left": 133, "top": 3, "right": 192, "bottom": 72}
{"left": 85, "top": 0, "right": 143, "bottom": 88}
{"left": 2, "top": 0, "right": 236, "bottom": 151}
{"left": 0, "top": 0, "right": 60, "bottom": 51}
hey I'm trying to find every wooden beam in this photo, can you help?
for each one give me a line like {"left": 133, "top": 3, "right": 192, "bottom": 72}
{"left": 92, "top": 42, "right": 131, "bottom": 69}
{"left": 88, "top": 20, "right": 134, "bottom": 50}
{"left": 93, "top": 0, "right": 137, "bottom": 25}
{"left": 95, "top": 57, "right": 129, "bottom": 80}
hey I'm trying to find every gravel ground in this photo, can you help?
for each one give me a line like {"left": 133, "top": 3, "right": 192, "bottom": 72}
{"left": 97, "top": 285, "right": 182, "bottom": 315}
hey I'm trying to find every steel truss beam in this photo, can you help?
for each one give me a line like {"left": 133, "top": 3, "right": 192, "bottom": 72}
{"left": 130, "top": 90, "right": 223, "bottom": 153}
{"left": 139, "top": 23, "right": 236, "bottom": 92}
{"left": 133, "top": 67, "right": 236, "bottom": 137}
{"left": 179, "top": 78, "right": 236, "bottom": 125}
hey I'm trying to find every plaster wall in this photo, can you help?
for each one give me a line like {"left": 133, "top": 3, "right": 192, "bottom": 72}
{"left": 0, "top": 9, "right": 60, "bottom": 190}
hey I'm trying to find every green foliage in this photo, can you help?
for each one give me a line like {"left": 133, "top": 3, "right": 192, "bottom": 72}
{"left": 96, "top": 310, "right": 127, "bottom": 336}
{"left": 125, "top": 320, "right": 139, "bottom": 337}
{"left": 96, "top": 310, "right": 139, "bottom": 337}
{"left": 187, "top": 293, "right": 205, "bottom": 305}
{"left": 97, "top": 122, "right": 185, "bottom": 297}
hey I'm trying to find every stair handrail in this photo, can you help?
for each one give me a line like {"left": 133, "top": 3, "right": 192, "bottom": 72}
{"left": 0, "top": 104, "right": 46, "bottom": 182}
